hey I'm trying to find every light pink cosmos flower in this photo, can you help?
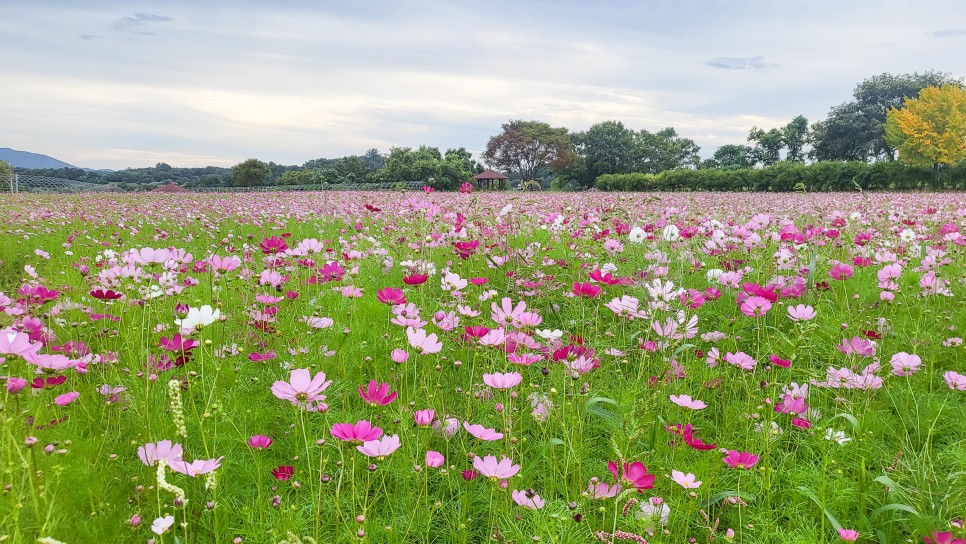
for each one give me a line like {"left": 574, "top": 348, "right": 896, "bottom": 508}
{"left": 511, "top": 489, "right": 545, "bottom": 509}
{"left": 669, "top": 394, "right": 707, "bottom": 410}
{"left": 137, "top": 440, "right": 183, "bottom": 466}
{"left": 425, "top": 450, "right": 445, "bottom": 468}
{"left": 169, "top": 456, "right": 223, "bottom": 477}
{"left": 414, "top": 409, "right": 435, "bottom": 426}
{"left": 406, "top": 327, "right": 443, "bottom": 355}
{"left": 0, "top": 327, "right": 41, "bottom": 358}
{"left": 724, "top": 351, "right": 756, "bottom": 371}
{"left": 722, "top": 450, "right": 759, "bottom": 469}
{"left": 357, "top": 434, "right": 401, "bottom": 458}
{"left": 890, "top": 352, "right": 922, "bottom": 376}
{"left": 271, "top": 368, "right": 332, "bottom": 408}
{"left": 671, "top": 470, "right": 702, "bottom": 489}
{"left": 787, "top": 304, "right": 816, "bottom": 322}
{"left": 837, "top": 336, "right": 876, "bottom": 357}
{"left": 491, "top": 297, "right": 527, "bottom": 327}
{"left": 151, "top": 515, "right": 175, "bottom": 535}
{"left": 739, "top": 296, "right": 772, "bottom": 317}
{"left": 330, "top": 421, "right": 383, "bottom": 443}
{"left": 473, "top": 455, "right": 520, "bottom": 479}
{"left": 482, "top": 371, "right": 523, "bottom": 389}
{"left": 24, "top": 352, "right": 79, "bottom": 371}
{"left": 358, "top": 380, "right": 398, "bottom": 406}
{"left": 838, "top": 528, "right": 859, "bottom": 541}
{"left": 54, "top": 391, "right": 79, "bottom": 406}
{"left": 586, "top": 479, "right": 622, "bottom": 499}
{"left": 945, "top": 371, "right": 966, "bottom": 391}
{"left": 463, "top": 422, "right": 504, "bottom": 441}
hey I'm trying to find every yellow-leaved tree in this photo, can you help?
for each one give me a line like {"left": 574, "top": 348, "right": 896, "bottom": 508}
{"left": 885, "top": 84, "right": 966, "bottom": 188}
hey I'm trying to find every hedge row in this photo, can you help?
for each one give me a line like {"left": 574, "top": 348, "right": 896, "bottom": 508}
{"left": 595, "top": 161, "right": 966, "bottom": 192}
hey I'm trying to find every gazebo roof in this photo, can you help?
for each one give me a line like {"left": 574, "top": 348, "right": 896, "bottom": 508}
{"left": 151, "top": 183, "right": 189, "bottom": 193}
{"left": 473, "top": 169, "right": 508, "bottom": 180}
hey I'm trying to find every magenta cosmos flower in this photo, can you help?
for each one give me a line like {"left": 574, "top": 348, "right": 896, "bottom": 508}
{"left": 722, "top": 450, "right": 760, "bottom": 469}
{"left": 829, "top": 263, "right": 854, "bottom": 280}
{"left": 463, "top": 422, "right": 504, "bottom": 441}
{"left": 247, "top": 435, "right": 273, "bottom": 449}
{"left": 376, "top": 287, "right": 406, "bottom": 305}
{"left": 271, "top": 368, "right": 332, "bottom": 407}
{"left": 473, "top": 455, "right": 520, "bottom": 479}
{"left": 138, "top": 440, "right": 183, "bottom": 466}
{"left": 359, "top": 380, "right": 398, "bottom": 406}
{"left": 482, "top": 371, "right": 523, "bottom": 389}
{"left": 357, "top": 434, "right": 401, "bottom": 458}
{"left": 572, "top": 282, "right": 602, "bottom": 298}
{"left": 331, "top": 420, "right": 383, "bottom": 443}
{"left": 924, "top": 532, "right": 965, "bottom": 544}
{"left": 608, "top": 461, "right": 655, "bottom": 491}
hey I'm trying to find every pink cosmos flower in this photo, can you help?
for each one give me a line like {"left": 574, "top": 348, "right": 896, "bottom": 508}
{"left": 572, "top": 282, "right": 602, "bottom": 298}
{"left": 357, "top": 434, "right": 401, "bottom": 458}
{"left": 473, "top": 455, "right": 520, "bottom": 479}
{"left": 391, "top": 349, "right": 410, "bottom": 363}
{"left": 890, "top": 352, "right": 922, "bottom": 376}
{"left": 414, "top": 409, "right": 435, "bottom": 426}
{"left": 25, "top": 352, "right": 79, "bottom": 371}
{"left": 169, "top": 456, "right": 223, "bottom": 477}
{"left": 511, "top": 489, "right": 545, "bottom": 509}
{"left": 924, "top": 532, "right": 965, "bottom": 544}
{"left": 331, "top": 421, "right": 383, "bottom": 443}
{"left": 722, "top": 450, "right": 759, "bottom": 469}
{"left": 671, "top": 470, "right": 702, "bottom": 489}
{"left": 6, "top": 377, "right": 27, "bottom": 394}
{"left": 669, "top": 394, "right": 707, "bottom": 410}
{"left": 740, "top": 296, "right": 772, "bottom": 317}
{"left": 769, "top": 354, "right": 791, "bottom": 368}
{"left": 586, "top": 480, "right": 622, "bottom": 499}
{"left": 138, "top": 440, "right": 183, "bottom": 466}
{"left": 787, "top": 304, "right": 817, "bottom": 322}
{"left": 838, "top": 528, "right": 859, "bottom": 541}
{"left": 724, "top": 351, "right": 756, "bottom": 371}
{"left": 829, "top": 263, "right": 854, "bottom": 280}
{"left": 54, "top": 391, "right": 79, "bottom": 406}
{"left": 151, "top": 515, "right": 175, "bottom": 536}
{"left": 271, "top": 368, "right": 332, "bottom": 408}
{"left": 0, "top": 328, "right": 41, "bottom": 358}
{"left": 248, "top": 435, "right": 273, "bottom": 449}
{"left": 945, "top": 371, "right": 966, "bottom": 391}
{"left": 406, "top": 327, "right": 443, "bottom": 355}
{"left": 608, "top": 461, "right": 655, "bottom": 491}
{"left": 482, "top": 371, "right": 523, "bottom": 389}
{"left": 425, "top": 450, "right": 445, "bottom": 468}
{"left": 248, "top": 350, "right": 276, "bottom": 362}
{"left": 837, "top": 336, "right": 876, "bottom": 357}
{"left": 359, "top": 380, "right": 398, "bottom": 406}
{"left": 463, "top": 422, "right": 504, "bottom": 441}
{"left": 377, "top": 287, "right": 406, "bottom": 305}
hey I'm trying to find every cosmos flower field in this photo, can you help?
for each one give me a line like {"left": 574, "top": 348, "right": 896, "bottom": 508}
{"left": 0, "top": 190, "right": 964, "bottom": 544}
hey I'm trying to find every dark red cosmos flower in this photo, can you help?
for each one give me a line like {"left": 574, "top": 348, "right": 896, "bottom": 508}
{"left": 453, "top": 241, "right": 480, "bottom": 260}
{"left": 272, "top": 465, "right": 294, "bottom": 481}
{"left": 90, "top": 289, "right": 123, "bottom": 301}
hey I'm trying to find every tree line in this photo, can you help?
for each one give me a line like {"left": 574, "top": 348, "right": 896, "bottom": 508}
{"left": 7, "top": 70, "right": 963, "bottom": 192}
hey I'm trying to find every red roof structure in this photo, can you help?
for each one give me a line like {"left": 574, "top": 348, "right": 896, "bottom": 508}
{"left": 472, "top": 169, "right": 509, "bottom": 189}
{"left": 151, "top": 183, "right": 189, "bottom": 193}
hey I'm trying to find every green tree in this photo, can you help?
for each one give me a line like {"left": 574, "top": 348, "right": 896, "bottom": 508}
{"left": 704, "top": 144, "right": 755, "bottom": 170}
{"left": 811, "top": 71, "right": 962, "bottom": 161}
{"left": 483, "top": 120, "right": 577, "bottom": 182}
{"left": 747, "top": 127, "right": 784, "bottom": 166}
{"left": 232, "top": 159, "right": 271, "bottom": 187}
{"left": 572, "top": 120, "right": 639, "bottom": 186}
{"left": 276, "top": 169, "right": 322, "bottom": 185}
{"left": 333, "top": 156, "right": 371, "bottom": 183}
{"left": 885, "top": 84, "right": 966, "bottom": 186}
{"left": 782, "top": 115, "right": 809, "bottom": 163}
{"left": 636, "top": 127, "right": 701, "bottom": 173}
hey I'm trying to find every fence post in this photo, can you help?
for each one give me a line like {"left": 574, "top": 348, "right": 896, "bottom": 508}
{"left": 13, "top": 173, "right": 18, "bottom": 194}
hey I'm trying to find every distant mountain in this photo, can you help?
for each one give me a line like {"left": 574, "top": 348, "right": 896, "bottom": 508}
{"left": 0, "top": 148, "right": 76, "bottom": 169}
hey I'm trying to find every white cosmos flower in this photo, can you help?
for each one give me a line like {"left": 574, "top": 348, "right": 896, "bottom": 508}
{"left": 535, "top": 329, "right": 563, "bottom": 340}
{"left": 175, "top": 305, "right": 221, "bottom": 333}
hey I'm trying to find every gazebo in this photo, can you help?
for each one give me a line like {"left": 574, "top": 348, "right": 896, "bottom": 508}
{"left": 472, "top": 169, "right": 509, "bottom": 190}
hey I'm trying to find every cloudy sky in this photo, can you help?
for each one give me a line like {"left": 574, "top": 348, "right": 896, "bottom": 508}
{"left": 1, "top": 0, "right": 965, "bottom": 170}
